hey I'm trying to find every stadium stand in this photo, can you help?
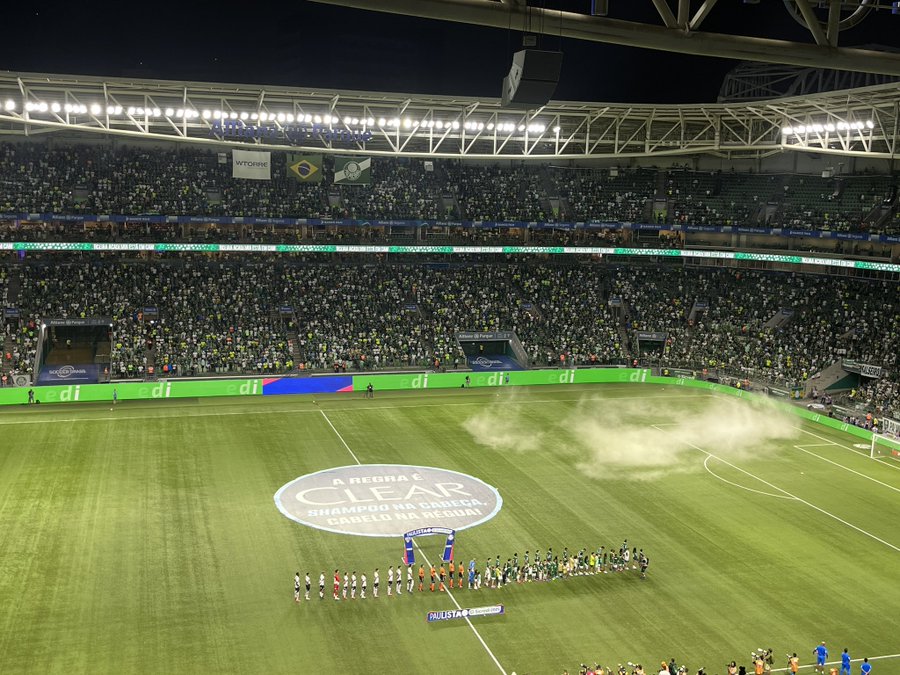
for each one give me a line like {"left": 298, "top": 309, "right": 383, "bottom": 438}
{"left": 0, "top": 143, "right": 897, "bottom": 234}
{"left": 2, "top": 257, "right": 897, "bottom": 419}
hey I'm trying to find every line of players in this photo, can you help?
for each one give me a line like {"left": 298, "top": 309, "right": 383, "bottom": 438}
{"left": 293, "top": 541, "right": 648, "bottom": 602}
{"left": 475, "top": 542, "right": 650, "bottom": 589}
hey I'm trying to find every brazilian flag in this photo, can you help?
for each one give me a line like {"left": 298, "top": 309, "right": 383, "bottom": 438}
{"left": 287, "top": 154, "right": 323, "bottom": 182}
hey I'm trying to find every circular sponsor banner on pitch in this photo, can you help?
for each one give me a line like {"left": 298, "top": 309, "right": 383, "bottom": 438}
{"left": 274, "top": 464, "right": 502, "bottom": 537}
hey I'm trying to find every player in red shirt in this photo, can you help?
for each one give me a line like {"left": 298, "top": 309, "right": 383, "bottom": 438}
{"left": 333, "top": 569, "right": 340, "bottom": 600}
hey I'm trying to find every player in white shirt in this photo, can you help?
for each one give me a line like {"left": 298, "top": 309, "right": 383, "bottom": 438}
{"left": 387, "top": 566, "right": 394, "bottom": 596}
{"left": 373, "top": 568, "right": 380, "bottom": 598}
{"left": 360, "top": 573, "right": 367, "bottom": 599}
{"left": 406, "top": 565, "right": 414, "bottom": 593}
{"left": 342, "top": 571, "right": 349, "bottom": 599}
{"left": 318, "top": 572, "right": 325, "bottom": 600}
{"left": 304, "top": 573, "right": 311, "bottom": 601}
{"left": 351, "top": 572, "right": 357, "bottom": 599}
{"left": 396, "top": 565, "right": 403, "bottom": 595}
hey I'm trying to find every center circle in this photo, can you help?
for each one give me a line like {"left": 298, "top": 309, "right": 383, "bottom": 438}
{"left": 274, "top": 464, "right": 502, "bottom": 537}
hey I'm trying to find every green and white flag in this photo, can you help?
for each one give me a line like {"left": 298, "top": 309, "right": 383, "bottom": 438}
{"left": 286, "top": 154, "right": 323, "bottom": 183}
{"left": 334, "top": 156, "right": 371, "bottom": 185}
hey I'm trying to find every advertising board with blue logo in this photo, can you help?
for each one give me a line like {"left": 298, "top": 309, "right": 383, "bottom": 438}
{"left": 37, "top": 363, "right": 99, "bottom": 385}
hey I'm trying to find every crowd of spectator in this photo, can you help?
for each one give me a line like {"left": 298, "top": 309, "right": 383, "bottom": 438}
{"left": 2, "top": 258, "right": 897, "bottom": 418}
{"left": 1, "top": 143, "right": 896, "bottom": 233}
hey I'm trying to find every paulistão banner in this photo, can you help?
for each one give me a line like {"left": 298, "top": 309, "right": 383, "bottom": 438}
{"left": 427, "top": 605, "right": 504, "bottom": 622}
{"left": 232, "top": 150, "right": 271, "bottom": 180}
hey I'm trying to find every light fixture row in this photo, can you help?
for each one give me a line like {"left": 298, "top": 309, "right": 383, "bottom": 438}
{"left": 782, "top": 120, "right": 875, "bottom": 135}
{"left": 6, "top": 99, "right": 564, "bottom": 134}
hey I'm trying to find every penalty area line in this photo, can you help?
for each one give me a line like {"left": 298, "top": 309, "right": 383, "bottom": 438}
{"left": 793, "top": 426, "right": 900, "bottom": 473}
{"left": 791, "top": 445, "right": 900, "bottom": 495}
{"left": 652, "top": 426, "right": 900, "bottom": 554}
{"left": 318, "top": 407, "right": 508, "bottom": 675}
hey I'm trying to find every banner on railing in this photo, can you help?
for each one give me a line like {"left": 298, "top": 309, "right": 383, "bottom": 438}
{"left": 232, "top": 150, "right": 271, "bottom": 180}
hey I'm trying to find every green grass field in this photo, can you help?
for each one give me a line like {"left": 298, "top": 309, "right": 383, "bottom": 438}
{"left": 0, "top": 383, "right": 898, "bottom": 675}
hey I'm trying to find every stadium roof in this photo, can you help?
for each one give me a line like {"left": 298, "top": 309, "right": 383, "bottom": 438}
{"left": 0, "top": 70, "right": 897, "bottom": 160}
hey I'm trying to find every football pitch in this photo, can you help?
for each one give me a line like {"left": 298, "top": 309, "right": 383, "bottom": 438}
{"left": 0, "top": 383, "right": 898, "bottom": 675}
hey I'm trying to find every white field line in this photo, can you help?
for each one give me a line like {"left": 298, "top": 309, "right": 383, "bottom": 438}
{"left": 410, "top": 540, "right": 508, "bottom": 675}
{"left": 702, "top": 456, "right": 795, "bottom": 501}
{"left": 793, "top": 426, "right": 900, "bottom": 473}
{"left": 318, "top": 409, "right": 361, "bottom": 465}
{"left": 769, "top": 653, "right": 900, "bottom": 673}
{"left": 652, "top": 425, "right": 900, "bottom": 554}
{"left": 792, "top": 445, "right": 900, "bottom": 495}
{"left": 0, "top": 392, "right": 713, "bottom": 426}
{"left": 317, "top": 408, "right": 508, "bottom": 675}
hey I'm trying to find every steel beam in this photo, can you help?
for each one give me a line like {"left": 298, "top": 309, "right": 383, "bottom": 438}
{"left": 688, "top": 0, "right": 720, "bottom": 32}
{"left": 308, "top": 0, "right": 900, "bottom": 76}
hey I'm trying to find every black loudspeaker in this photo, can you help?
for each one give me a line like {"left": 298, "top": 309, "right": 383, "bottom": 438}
{"left": 501, "top": 49, "right": 563, "bottom": 108}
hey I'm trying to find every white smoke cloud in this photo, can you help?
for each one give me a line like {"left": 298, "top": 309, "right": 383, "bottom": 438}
{"left": 462, "top": 393, "right": 798, "bottom": 481}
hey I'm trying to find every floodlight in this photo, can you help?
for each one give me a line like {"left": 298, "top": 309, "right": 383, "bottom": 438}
{"left": 4, "top": 99, "right": 15, "bottom": 111}
{"left": 377, "top": 117, "right": 386, "bottom": 126}
{"left": 403, "top": 118, "right": 412, "bottom": 128}
{"left": 865, "top": 120, "right": 874, "bottom": 129}
{"left": 286, "top": 113, "right": 295, "bottom": 123}
{"left": 37, "top": 102, "right": 48, "bottom": 112}
{"left": 304, "top": 114, "right": 312, "bottom": 123}
{"left": 552, "top": 125, "right": 561, "bottom": 133}
{"left": 90, "top": 104, "right": 101, "bottom": 115}
{"left": 366, "top": 117, "right": 374, "bottom": 126}
{"left": 240, "top": 111, "right": 249, "bottom": 120}
{"left": 451, "top": 120, "right": 459, "bottom": 129}
{"left": 313, "top": 114, "right": 321, "bottom": 123}
{"left": 202, "top": 110, "right": 211, "bottom": 119}
{"left": 229, "top": 111, "right": 238, "bottom": 119}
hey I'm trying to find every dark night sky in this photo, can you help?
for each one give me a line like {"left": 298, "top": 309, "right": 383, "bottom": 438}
{"left": 0, "top": 1, "right": 898, "bottom": 103}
